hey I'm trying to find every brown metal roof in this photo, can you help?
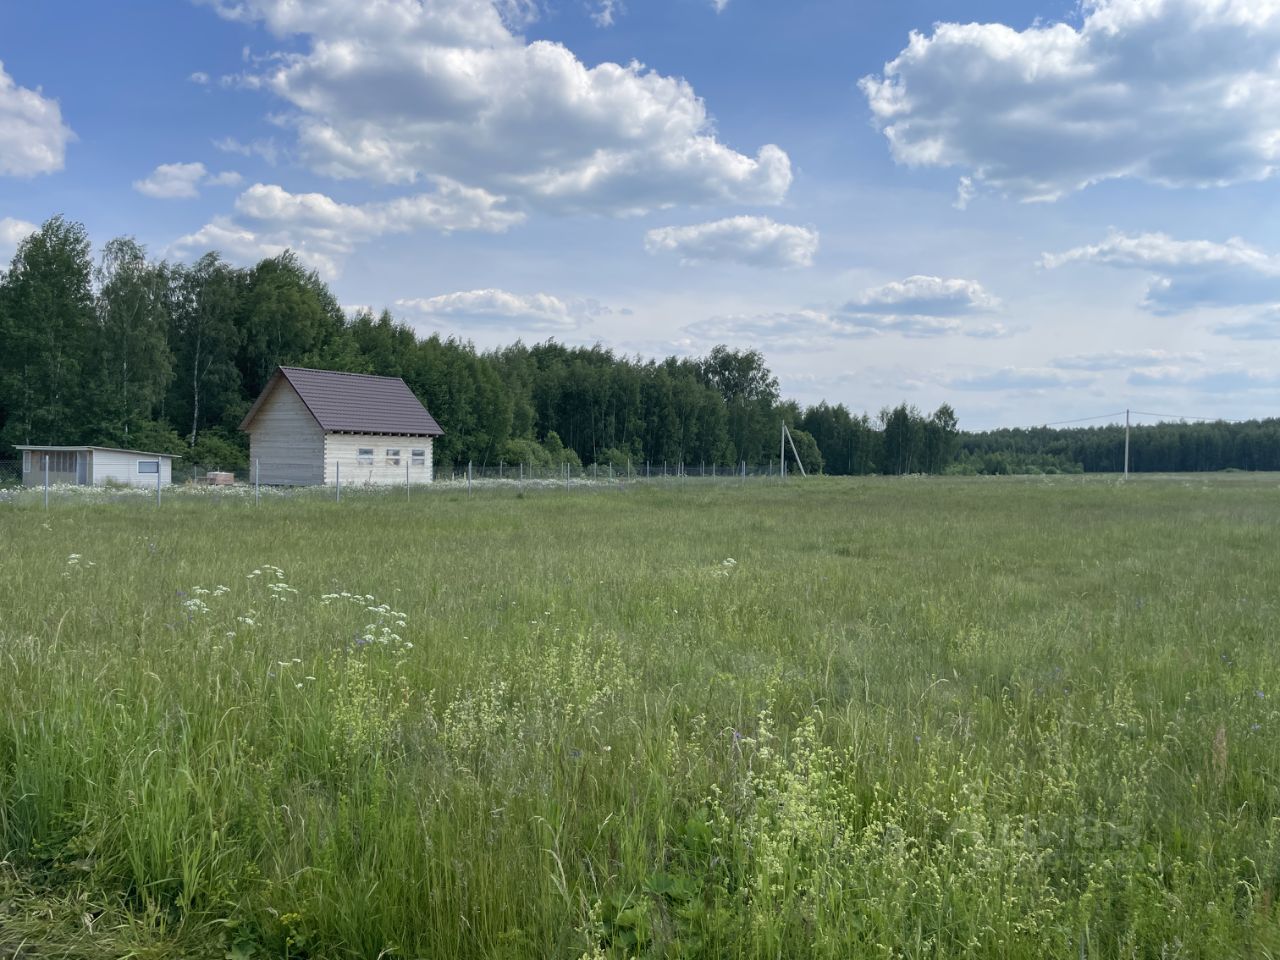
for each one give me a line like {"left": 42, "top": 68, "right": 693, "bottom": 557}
{"left": 241, "top": 367, "right": 444, "bottom": 436}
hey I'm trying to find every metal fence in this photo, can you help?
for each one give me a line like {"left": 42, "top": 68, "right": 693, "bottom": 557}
{"left": 0, "top": 456, "right": 792, "bottom": 509}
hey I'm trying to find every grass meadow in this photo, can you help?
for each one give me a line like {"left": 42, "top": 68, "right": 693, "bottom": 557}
{"left": 2, "top": 475, "right": 1280, "bottom": 959}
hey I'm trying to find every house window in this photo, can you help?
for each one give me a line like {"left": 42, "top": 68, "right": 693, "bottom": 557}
{"left": 138, "top": 460, "right": 160, "bottom": 475}
{"left": 411, "top": 448, "right": 426, "bottom": 467}
{"left": 385, "top": 448, "right": 401, "bottom": 466}
{"left": 22, "top": 451, "right": 30, "bottom": 473}
{"left": 357, "top": 448, "right": 374, "bottom": 465}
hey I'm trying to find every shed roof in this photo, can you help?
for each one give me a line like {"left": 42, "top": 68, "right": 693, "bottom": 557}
{"left": 15, "top": 445, "right": 181, "bottom": 459}
{"left": 241, "top": 366, "right": 444, "bottom": 436}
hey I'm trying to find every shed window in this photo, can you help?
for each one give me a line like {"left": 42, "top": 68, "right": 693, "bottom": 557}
{"left": 411, "top": 448, "right": 426, "bottom": 467}
{"left": 22, "top": 451, "right": 30, "bottom": 473}
{"left": 385, "top": 448, "right": 402, "bottom": 466}
{"left": 138, "top": 460, "right": 160, "bottom": 475}
{"left": 357, "top": 448, "right": 374, "bottom": 465}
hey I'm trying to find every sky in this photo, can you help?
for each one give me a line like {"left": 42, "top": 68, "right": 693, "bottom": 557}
{"left": 1, "top": 0, "right": 1279, "bottom": 430}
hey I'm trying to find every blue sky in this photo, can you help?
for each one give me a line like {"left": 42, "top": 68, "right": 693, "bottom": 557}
{"left": 2, "top": 0, "right": 1279, "bottom": 429}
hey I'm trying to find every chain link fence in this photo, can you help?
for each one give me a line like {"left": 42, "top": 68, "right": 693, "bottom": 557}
{"left": 0, "top": 456, "right": 793, "bottom": 508}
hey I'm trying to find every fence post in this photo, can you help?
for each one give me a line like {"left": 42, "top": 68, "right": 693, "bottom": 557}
{"left": 336, "top": 461, "right": 341, "bottom": 502}
{"left": 406, "top": 458, "right": 411, "bottom": 501}
{"left": 156, "top": 461, "right": 161, "bottom": 508}
{"left": 43, "top": 454, "right": 49, "bottom": 509}
{"left": 499, "top": 459, "right": 504, "bottom": 480}
{"left": 519, "top": 461, "right": 524, "bottom": 491}
{"left": 468, "top": 460, "right": 473, "bottom": 495}
{"left": 564, "top": 461, "right": 570, "bottom": 492}
{"left": 255, "top": 459, "right": 260, "bottom": 506}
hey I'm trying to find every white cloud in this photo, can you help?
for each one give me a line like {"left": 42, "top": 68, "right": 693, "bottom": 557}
{"left": 846, "top": 275, "right": 1001, "bottom": 316}
{"left": 189, "top": 71, "right": 211, "bottom": 85}
{"left": 1042, "top": 230, "right": 1280, "bottom": 313}
{"left": 0, "top": 61, "right": 74, "bottom": 177}
{"left": 197, "top": 0, "right": 791, "bottom": 215}
{"left": 395, "top": 289, "right": 607, "bottom": 331}
{"left": 235, "top": 180, "right": 524, "bottom": 235}
{"left": 170, "top": 216, "right": 341, "bottom": 278}
{"left": 134, "top": 162, "right": 243, "bottom": 199}
{"left": 946, "top": 367, "right": 1097, "bottom": 392}
{"left": 213, "top": 136, "right": 280, "bottom": 164}
{"left": 645, "top": 216, "right": 818, "bottom": 268}
{"left": 1214, "top": 307, "right": 1280, "bottom": 341}
{"left": 0, "top": 216, "right": 37, "bottom": 262}
{"left": 685, "top": 311, "right": 856, "bottom": 350}
{"left": 861, "top": 0, "right": 1280, "bottom": 202}
{"left": 590, "top": 0, "right": 622, "bottom": 27}
{"left": 1052, "top": 349, "right": 1203, "bottom": 371}
{"left": 825, "top": 276, "right": 1005, "bottom": 338}
{"left": 711, "top": 0, "right": 730, "bottom": 11}
{"left": 1128, "top": 366, "right": 1280, "bottom": 393}
{"left": 173, "top": 177, "right": 523, "bottom": 278}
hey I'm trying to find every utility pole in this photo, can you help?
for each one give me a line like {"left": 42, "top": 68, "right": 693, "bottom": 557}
{"left": 1124, "top": 409, "right": 1130, "bottom": 480}
{"left": 780, "top": 422, "right": 787, "bottom": 480}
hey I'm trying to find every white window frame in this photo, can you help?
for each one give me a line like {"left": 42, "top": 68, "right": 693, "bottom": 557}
{"left": 137, "top": 459, "right": 160, "bottom": 475}
{"left": 22, "top": 451, "right": 30, "bottom": 473}
{"left": 410, "top": 448, "right": 426, "bottom": 467}
{"left": 385, "top": 448, "right": 402, "bottom": 467}
{"left": 357, "top": 448, "right": 374, "bottom": 465}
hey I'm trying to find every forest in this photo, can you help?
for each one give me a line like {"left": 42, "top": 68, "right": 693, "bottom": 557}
{"left": 0, "top": 216, "right": 1273, "bottom": 476}
{"left": 0, "top": 216, "right": 961, "bottom": 476}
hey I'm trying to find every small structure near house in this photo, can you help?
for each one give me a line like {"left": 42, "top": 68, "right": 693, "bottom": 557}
{"left": 240, "top": 366, "right": 444, "bottom": 486}
{"left": 16, "top": 445, "right": 179, "bottom": 488}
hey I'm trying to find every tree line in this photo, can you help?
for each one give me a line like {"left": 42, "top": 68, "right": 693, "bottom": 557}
{"left": 957, "top": 419, "right": 1280, "bottom": 474}
{"left": 11, "top": 216, "right": 1266, "bottom": 477}
{"left": 0, "top": 216, "right": 966, "bottom": 476}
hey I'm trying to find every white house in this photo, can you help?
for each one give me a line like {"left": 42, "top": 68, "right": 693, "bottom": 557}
{"left": 240, "top": 366, "right": 444, "bottom": 486}
{"left": 16, "top": 445, "right": 178, "bottom": 488}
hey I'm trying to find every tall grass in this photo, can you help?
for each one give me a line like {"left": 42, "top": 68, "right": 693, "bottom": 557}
{"left": 2, "top": 475, "right": 1279, "bottom": 958}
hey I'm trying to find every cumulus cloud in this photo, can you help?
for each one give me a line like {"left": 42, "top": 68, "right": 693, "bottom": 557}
{"left": 170, "top": 216, "right": 341, "bottom": 278}
{"left": 645, "top": 216, "right": 818, "bottom": 268}
{"left": 861, "top": 0, "right": 1280, "bottom": 202}
{"left": 395, "top": 289, "right": 608, "bottom": 331}
{"left": 1042, "top": 230, "right": 1280, "bottom": 313}
{"left": 196, "top": 0, "right": 791, "bottom": 215}
{"left": 847, "top": 275, "right": 1000, "bottom": 316}
{"left": 133, "top": 162, "right": 243, "bottom": 199}
{"left": 827, "top": 275, "right": 1007, "bottom": 338}
{"left": 173, "top": 178, "right": 523, "bottom": 277}
{"left": 0, "top": 216, "right": 38, "bottom": 262}
{"left": 684, "top": 276, "right": 1007, "bottom": 345}
{"left": 235, "top": 180, "right": 524, "bottom": 235}
{"left": 0, "top": 61, "right": 74, "bottom": 177}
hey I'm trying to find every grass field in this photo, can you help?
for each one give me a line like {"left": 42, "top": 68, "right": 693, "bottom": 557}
{"left": 2, "top": 475, "right": 1279, "bottom": 959}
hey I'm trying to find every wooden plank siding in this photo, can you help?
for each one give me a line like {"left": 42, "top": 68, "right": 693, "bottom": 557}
{"left": 323, "top": 434, "right": 434, "bottom": 486}
{"left": 246, "top": 380, "right": 326, "bottom": 485}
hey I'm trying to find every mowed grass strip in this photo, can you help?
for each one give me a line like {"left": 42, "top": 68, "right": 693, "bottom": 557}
{"left": 2, "top": 475, "right": 1279, "bottom": 959}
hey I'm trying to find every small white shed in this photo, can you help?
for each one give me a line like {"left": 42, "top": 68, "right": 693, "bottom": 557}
{"left": 240, "top": 366, "right": 445, "bottom": 486}
{"left": 17, "top": 445, "right": 179, "bottom": 488}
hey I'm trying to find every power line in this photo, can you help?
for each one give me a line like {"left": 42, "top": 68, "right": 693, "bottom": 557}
{"left": 1036, "top": 412, "right": 1126, "bottom": 427}
{"left": 1129, "top": 410, "right": 1249, "bottom": 424}
{"left": 992, "top": 409, "right": 1259, "bottom": 432}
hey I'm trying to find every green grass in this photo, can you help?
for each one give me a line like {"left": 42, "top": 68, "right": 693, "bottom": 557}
{"left": 2, "top": 475, "right": 1279, "bottom": 958}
